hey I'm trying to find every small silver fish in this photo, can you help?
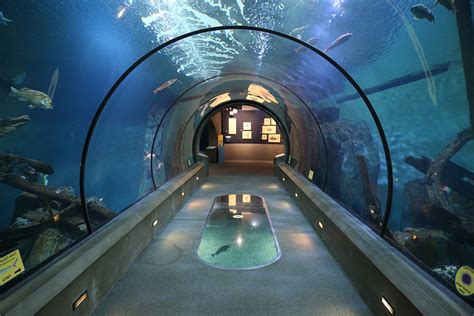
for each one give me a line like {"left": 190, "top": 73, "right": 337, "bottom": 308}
{"left": 153, "top": 79, "right": 181, "bottom": 94}
{"left": 0, "top": 11, "right": 12, "bottom": 26}
{"left": 411, "top": 4, "right": 435, "bottom": 22}
{"left": 289, "top": 25, "right": 308, "bottom": 39}
{"left": 294, "top": 37, "right": 318, "bottom": 53}
{"left": 10, "top": 87, "right": 53, "bottom": 110}
{"left": 324, "top": 33, "right": 353, "bottom": 53}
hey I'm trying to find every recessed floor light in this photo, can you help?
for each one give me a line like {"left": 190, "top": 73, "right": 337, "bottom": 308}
{"left": 318, "top": 221, "right": 324, "bottom": 229}
{"left": 152, "top": 219, "right": 158, "bottom": 227}
{"left": 381, "top": 296, "right": 394, "bottom": 315}
{"left": 72, "top": 290, "right": 88, "bottom": 311}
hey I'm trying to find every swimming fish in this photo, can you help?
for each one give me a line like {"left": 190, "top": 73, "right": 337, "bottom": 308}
{"left": 411, "top": 4, "right": 435, "bottom": 23}
{"left": 211, "top": 244, "right": 230, "bottom": 257}
{"left": 0, "top": 11, "right": 12, "bottom": 26}
{"left": 153, "top": 79, "right": 181, "bottom": 94}
{"left": 10, "top": 87, "right": 53, "bottom": 110}
{"left": 294, "top": 37, "right": 318, "bottom": 53}
{"left": 289, "top": 25, "right": 308, "bottom": 39}
{"left": 324, "top": 33, "right": 353, "bottom": 53}
{"left": 433, "top": 0, "right": 455, "bottom": 12}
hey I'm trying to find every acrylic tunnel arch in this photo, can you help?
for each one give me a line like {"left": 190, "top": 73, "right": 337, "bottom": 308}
{"left": 79, "top": 25, "right": 394, "bottom": 236}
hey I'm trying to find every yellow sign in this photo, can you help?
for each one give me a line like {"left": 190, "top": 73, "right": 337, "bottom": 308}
{"left": 308, "top": 170, "right": 314, "bottom": 181}
{"left": 217, "top": 134, "right": 224, "bottom": 146}
{"left": 242, "top": 194, "right": 251, "bottom": 203}
{"left": 455, "top": 266, "right": 474, "bottom": 296}
{"left": 0, "top": 250, "right": 25, "bottom": 286}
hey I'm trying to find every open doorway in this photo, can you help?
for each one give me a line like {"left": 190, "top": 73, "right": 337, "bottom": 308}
{"left": 198, "top": 104, "right": 286, "bottom": 175}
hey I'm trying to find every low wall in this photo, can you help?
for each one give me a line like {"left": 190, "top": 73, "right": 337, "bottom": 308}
{"left": 224, "top": 143, "right": 284, "bottom": 162}
{"left": 0, "top": 163, "right": 208, "bottom": 316}
{"left": 276, "top": 163, "right": 473, "bottom": 316}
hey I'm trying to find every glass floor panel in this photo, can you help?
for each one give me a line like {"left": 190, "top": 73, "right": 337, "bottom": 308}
{"left": 196, "top": 194, "right": 281, "bottom": 270}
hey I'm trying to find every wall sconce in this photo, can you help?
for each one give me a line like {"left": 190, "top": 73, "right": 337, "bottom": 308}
{"left": 72, "top": 290, "right": 88, "bottom": 311}
{"left": 381, "top": 296, "right": 394, "bottom": 315}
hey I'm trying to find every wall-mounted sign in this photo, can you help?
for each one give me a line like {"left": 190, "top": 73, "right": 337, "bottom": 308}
{"left": 242, "top": 194, "right": 251, "bottom": 203}
{"left": 264, "top": 118, "right": 271, "bottom": 126}
{"left": 270, "top": 118, "right": 276, "bottom": 125}
{"left": 243, "top": 122, "right": 252, "bottom": 130}
{"left": 228, "top": 194, "right": 237, "bottom": 206}
{"left": 262, "top": 125, "right": 276, "bottom": 134}
{"left": 455, "top": 266, "right": 474, "bottom": 296}
{"left": 228, "top": 117, "right": 237, "bottom": 134}
{"left": 218, "top": 134, "right": 224, "bottom": 146}
{"left": 242, "top": 131, "right": 252, "bottom": 139}
{"left": 0, "top": 250, "right": 25, "bottom": 286}
{"left": 268, "top": 134, "right": 281, "bottom": 143}
{"left": 262, "top": 134, "right": 268, "bottom": 140}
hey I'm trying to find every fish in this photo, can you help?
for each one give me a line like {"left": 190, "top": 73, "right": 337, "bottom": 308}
{"left": 411, "top": 4, "right": 435, "bottom": 23}
{"left": 289, "top": 25, "right": 308, "bottom": 39}
{"left": 324, "top": 33, "right": 353, "bottom": 53}
{"left": 0, "top": 11, "right": 12, "bottom": 26}
{"left": 211, "top": 244, "right": 230, "bottom": 257}
{"left": 10, "top": 87, "right": 53, "bottom": 110}
{"left": 153, "top": 79, "right": 181, "bottom": 94}
{"left": 433, "top": 0, "right": 455, "bottom": 12}
{"left": 294, "top": 37, "right": 318, "bottom": 53}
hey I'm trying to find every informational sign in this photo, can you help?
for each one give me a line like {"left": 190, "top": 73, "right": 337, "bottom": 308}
{"left": 268, "top": 134, "right": 281, "bottom": 143}
{"left": 217, "top": 134, "right": 224, "bottom": 146}
{"left": 262, "top": 134, "right": 268, "bottom": 140}
{"left": 263, "top": 118, "right": 271, "bottom": 126}
{"left": 308, "top": 170, "right": 314, "bottom": 181}
{"left": 0, "top": 250, "right": 25, "bottom": 286}
{"left": 228, "top": 118, "right": 237, "bottom": 134}
{"left": 228, "top": 194, "right": 236, "bottom": 206}
{"left": 242, "top": 131, "right": 252, "bottom": 139}
{"left": 270, "top": 118, "right": 276, "bottom": 125}
{"left": 455, "top": 266, "right": 474, "bottom": 296}
{"left": 262, "top": 126, "right": 276, "bottom": 134}
{"left": 243, "top": 122, "right": 252, "bottom": 130}
{"left": 242, "top": 194, "right": 251, "bottom": 203}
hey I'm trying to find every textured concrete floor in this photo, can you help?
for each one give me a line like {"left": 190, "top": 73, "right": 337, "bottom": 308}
{"left": 93, "top": 163, "right": 372, "bottom": 315}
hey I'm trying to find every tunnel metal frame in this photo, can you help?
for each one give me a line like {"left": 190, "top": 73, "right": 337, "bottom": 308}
{"left": 79, "top": 25, "right": 394, "bottom": 237}
{"left": 148, "top": 72, "right": 327, "bottom": 189}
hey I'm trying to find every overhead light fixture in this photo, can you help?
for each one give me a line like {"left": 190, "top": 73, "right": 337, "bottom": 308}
{"left": 152, "top": 219, "right": 158, "bottom": 227}
{"left": 232, "top": 109, "right": 238, "bottom": 114}
{"left": 381, "top": 296, "right": 394, "bottom": 315}
{"left": 72, "top": 290, "right": 88, "bottom": 311}
{"left": 318, "top": 221, "right": 324, "bottom": 229}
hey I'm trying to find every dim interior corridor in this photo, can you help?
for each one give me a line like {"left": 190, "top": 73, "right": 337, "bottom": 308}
{"left": 93, "top": 164, "right": 371, "bottom": 315}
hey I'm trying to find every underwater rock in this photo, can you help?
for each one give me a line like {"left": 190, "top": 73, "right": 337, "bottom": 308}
{"left": 393, "top": 227, "right": 474, "bottom": 268}
{"left": 14, "top": 192, "right": 42, "bottom": 216}
{"left": 433, "top": 265, "right": 458, "bottom": 284}
{"left": 21, "top": 208, "right": 50, "bottom": 223}
{"left": 316, "top": 107, "right": 340, "bottom": 123}
{"left": 322, "top": 119, "right": 380, "bottom": 216}
{"left": 0, "top": 115, "right": 30, "bottom": 137}
{"left": 25, "top": 228, "right": 70, "bottom": 268}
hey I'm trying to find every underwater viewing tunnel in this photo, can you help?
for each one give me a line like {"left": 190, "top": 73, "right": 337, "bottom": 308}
{"left": 0, "top": 1, "right": 473, "bottom": 315}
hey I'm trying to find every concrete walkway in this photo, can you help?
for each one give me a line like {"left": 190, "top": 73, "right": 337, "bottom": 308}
{"left": 93, "top": 164, "right": 371, "bottom": 315}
